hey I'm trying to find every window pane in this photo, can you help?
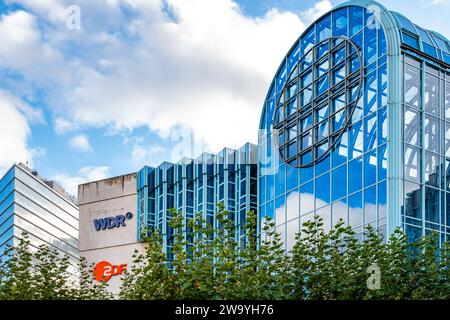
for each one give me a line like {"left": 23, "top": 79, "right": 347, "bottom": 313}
{"left": 424, "top": 151, "right": 439, "bottom": 187}
{"left": 404, "top": 64, "right": 421, "bottom": 108}
{"left": 332, "top": 165, "right": 347, "bottom": 201}
{"left": 300, "top": 181, "right": 314, "bottom": 215}
{"left": 424, "top": 115, "right": 439, "bottom": 153}
{"left": 364, "top": 149, "right": 377, "bottom": 187}
{"left": 404, "top": 181, "right": 421, "bottom": 219}
{"left": 404, "top": 107, "right": 421, "bottom": 146}
{"left": 425, "top": 187, "right": 439, "bottom": 223}
{"left": 404, "top": 145, "right": 421, "bottom": 182}
{"left": 364, "top": 185, "right": 377, "bottom": 223}
{"left": 349, "top": 156, "right": 363, "bottom": 194}
{"left": 349, "top": 191, "right": 363, "bottom": 227}
{"left": 424, "top": 71, "right": 439, "bottom": 116}
{"left": 316, "top": 173, "right": 330, "bottom": 207}
{"left": 333, "top": 8, "right": 348, "bottom": 37}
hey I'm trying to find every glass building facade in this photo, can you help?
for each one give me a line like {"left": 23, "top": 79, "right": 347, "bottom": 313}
{"left": 137, "top": 143, "right": 257, "bottom": 256}
{"left": 258, "top": 0, "right": 450, "bottom": 249}
{"left": 0, "top": 163, "right": 79, "bottom": 275}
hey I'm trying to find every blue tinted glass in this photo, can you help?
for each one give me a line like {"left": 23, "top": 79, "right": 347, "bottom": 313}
{"left": 275, "top": 196, "right": 286, "bottom": 226}
{"left": 365, "top": 71, "right": 377, "bottom": 115}
{"left": 317, "top": 15, "right": 331, "bottom": 42}
{"left": 332, "top": 165, "right": 347, "bottom": 201}
{"left": 425, "top": 187, "right": 439, "bottom": 223}
{"left": 315, "top": 153, "right": 330, "bottom": 176}
{"left": 300, "top": 181, "right": 315, "bottom": 215}
{"left": 286, "top": 164, "right": 299, "bottom": 191}
{"left": 378, "top": 106, "right": 387, "bottom": 145}
{"left": 349, "top": 7, "right": 364, "bottom": 36}
{"left": 364, "top": 26, "right": 377, "bottom": 66}
{"left": 364, "top": 185, "right": 377, "bottom": 223}
{"left": 423, "top": 42, "right": 437, "bottom": 58}
{"left": 332, "top": 198, "right": 348, "bottom": 226}
{"left": 402, "top": 32, "right": 419, "bottom": 49}
{"left": 332, "top": 8, "right": 348, "bottom": 37}
{"left": 275, "top": 164, "right": 286, "bottom": 196}
{"left": 302, "top": 28, "right": 315, "bottom": 55}
{"left": 394, "top": 13, "right": 417, "bottom": 34}
{"left": 266, "top": 174, "right": 275, "bottom": 201}
{"left": 378, "top": 144, "right": 387, "bottom": 182}
{"left": 379, "top": 29, "right": 387, "bottom": 57}
{"left": 405, "top": 224, "right": 422, "bottom": 243}
{"left": 365, "top": 112, "right": 377, "bottom": 151}
{"left": 349, "top": 157, "right": 363, "bottom": 194}
{"left": 404, "top": 181, "right": 421, "bottom": 219}
{"left": 288, "top": 42, "right": 300, "bottom": 74}
{"left": 316, "top": 173, "right": 330, "bottom": 206}
{"left": 332, "top": 132, "right": 348, "bottom": 167}
{"left": 348, "top": 191, "right": 363, "bottom": 227}
{"left": 364, "top": 149, "right": 377, "bottom": 187}
{"left": 378, "top": 181, "right": 387, "bottom": 219}
{"left": 349, "top": 121, "right": 363, "bottom": 159}
{"left": 266, "top": 200, "right": 275, "bottom": 219}
{"left": 277, "top": 63, "right": 287, "bottom": 92}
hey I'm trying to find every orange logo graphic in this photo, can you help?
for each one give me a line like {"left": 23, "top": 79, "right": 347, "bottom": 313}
{"left": 93, "top": 261, "right": 127, "bottom": 282}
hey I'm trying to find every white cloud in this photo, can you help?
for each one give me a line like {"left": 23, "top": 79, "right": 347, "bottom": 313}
{"left": 54, "top": 118, "right": 79, "bottom": 134}
{"left": 2, "top": 0, "right": 334, "bottom": 157}
{"left": 69, "top": 134, "right": 93, "bottom": 153}
{"left": 299, "top": 0, "right": 333, "bottom": 26}
{"left": 0, "top": 90, "right": 43, "bottom": 174}
{"left": 52, "top": 166, "right": 109, "bottom": 196}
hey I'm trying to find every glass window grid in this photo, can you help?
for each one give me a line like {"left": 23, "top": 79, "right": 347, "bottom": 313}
{"left": 401, "top": 53, "right": 450, "bottom": 243}
{"left": 259, "top": 6, "right": 391, "bottom": 245}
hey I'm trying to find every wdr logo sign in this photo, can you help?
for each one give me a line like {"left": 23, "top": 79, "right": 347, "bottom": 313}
{"left": 93, "top": 212, "right": 133, "bottom": 231}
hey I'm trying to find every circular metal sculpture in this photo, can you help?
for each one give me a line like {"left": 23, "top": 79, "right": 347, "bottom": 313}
{"left": 273, "top": 36, "right": 363, "bottom": 168}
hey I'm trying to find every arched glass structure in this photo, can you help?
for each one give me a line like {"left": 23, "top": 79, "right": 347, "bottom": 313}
{"left": 258, "top": 0, "right": 450, "bottom": 249}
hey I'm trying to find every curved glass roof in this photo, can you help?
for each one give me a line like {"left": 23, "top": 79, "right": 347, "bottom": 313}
{"left": 391, "top": 11, "right": 450, "bottom": 64}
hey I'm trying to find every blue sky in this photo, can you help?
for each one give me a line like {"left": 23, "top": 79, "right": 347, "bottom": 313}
{"left": 0, "top": 0, "right": 449, "bottom": 195}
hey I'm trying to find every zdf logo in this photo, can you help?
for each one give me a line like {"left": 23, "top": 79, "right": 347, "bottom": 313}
{"left": 93, "top": 261, "right": 127, "bottom": 282}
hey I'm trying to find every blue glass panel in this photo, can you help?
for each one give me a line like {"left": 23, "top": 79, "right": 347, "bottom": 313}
{"left": 275, "top": 196, "right": 286, "bottom": 226}
{"left": 394, "top": 13, "right": 417, "bottom": 34}
{"left": 266, "top": 174, "right": 275, "bottom": 201}
{"left": 364, "top": 148, "right": 377, "bottom": 187}
{"left": 317, "top": 15, "right": 331, "bottom": 42}
{"left": 364, "top": 111, "right": 377, "bottom": 151}
{"left": 300, "top": 153, "right": 314, "bottom": 183}
{"left": 349, "top": 121, "right": 363, "bottom": 159}
{"left": 286, "top": 164, "right": 299, "bottom": 191}
{"left": 276, "top": 63, "right": 287, "bottom": 92}
{"left": 378, "top": 106, "right": 387, "bottom": 145}
{"left": 402, "top": 32, "right": 419, "bottom": 49}
{"left": 316, "top": 173, "right": 330, "bottom": 207}
{"left": 378, "top": 181, "right": 387, "bottom": 219}
{"left": 288, "top": 42, "right": 300, "bottom": 74}
{"left": 275, "top": 165, "right": 286, "bottom": 196}
{"left": 365, "top": 71, "right": 377, "bottom": 115}
{"left": 332, "top": 198, "right": 348, "bottom": 226}
{"left": 378, "top": 144, "right": 387, "bottom": 182}
{"left": 404, "top": 181, "right": 421, "bottom": 219}
{"left": 378, "top": 29, "right": 387, "bottom": 57}
{"left": 348, "top": 191, "right": 363, "bottom": 227}
{"left": 405, "top": 224, "right": 422, "bottom": 243}
{"left": 332, "top": 165, "right": 347, "bottom": 201}
{"left": 302, "top": 28, "right": 315, "bottom": 55}
{"left": 315, "top": 151, "right": 330, "bottom": 176}
{"left": 300, "top": 181, "right": 314, "bottom": 215}
{"left": 332, "top": 8, "right": 348, "bottom": 37}
{"left": 266, "top": 200, "right": 275, "bottom": 219}
{"left": 423, "top": 42, "right": 437, "bottom": 58}
{"left": 332, "top": 132, "right": 348, "bottom": 167}
{"left": 349, "top": 7, "right": 364, "bottom": 36}
{"left": 364, "top": 26, "right": 377, "bottom": 66}
{"left": 425, "top": 187, "right": 439, "bottom": 223}
{"left": 349, "top": 156, "right": 363, "bottom": 194}
{"left": 364, "top": 185, "right": 377, "bottom": 223}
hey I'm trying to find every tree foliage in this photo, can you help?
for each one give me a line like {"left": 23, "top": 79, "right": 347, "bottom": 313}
{"left": 1, "top": 208, "right": 450, "bottom": 300}
{"left": 0, "top": 232, "right": 111, "bottom": 300}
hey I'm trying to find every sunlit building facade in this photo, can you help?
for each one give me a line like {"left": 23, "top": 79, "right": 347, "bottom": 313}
{"left": 0, "top": 163, "right": 79, "bottom": 275}
{"left": 137, "top": 143, "right": 257, "bottom": 256}
{"left": 258, "top": 0, "right": 450, "bottom": 249}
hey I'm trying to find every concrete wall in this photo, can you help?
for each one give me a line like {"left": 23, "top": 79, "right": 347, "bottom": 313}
{"left": 78, "top": 173, "right": 146, "bottom": 296}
